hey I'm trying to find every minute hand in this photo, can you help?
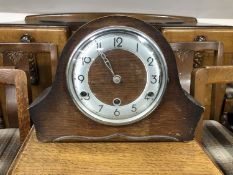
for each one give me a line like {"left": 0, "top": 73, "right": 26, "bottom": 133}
{"left": 98, "top": 50, "right": 115, "bottom": 76}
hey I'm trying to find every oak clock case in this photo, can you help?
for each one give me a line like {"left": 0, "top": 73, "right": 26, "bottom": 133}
{"left": 30, "top": 16, "right": 203, "bottom": 142}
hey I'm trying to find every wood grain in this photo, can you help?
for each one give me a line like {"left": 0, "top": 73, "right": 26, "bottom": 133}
{"left": 163, "top": 27, "right": 233, "bottom": 122}
{"left": 25, "top": 13, "right": 197, "bottom": 32}
{"left": 30, "top": 16, "right": 203, "bottom": 142}
{"left": 191, "top": 66, "right": 233, "bottom": 141}
{"left": 170, "top": 41, "right": 224, "bottom": 123}
{"left": 8, "top": 128, "right": 222, "bottom": 175}
{"left": 0, "top": 69, "right": 30, "bottom": 143}
{"left": 89, "top": 49, "right": 146, "bottom": 105}
{"left": 0, "top": 25, "right": 69, "bottom": 131}
{"left": 0, "top": 43, "right": 58, "bottom": 128}
{"left": 0, "top": 25, "right": 70, "bottom": 100}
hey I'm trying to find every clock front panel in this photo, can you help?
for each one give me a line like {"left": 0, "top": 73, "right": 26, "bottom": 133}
{"left": 66, "top": 27, "right": 168, "bottom": 125}
{"left": 30, "top": 16, "right": 203, "bottom": 142}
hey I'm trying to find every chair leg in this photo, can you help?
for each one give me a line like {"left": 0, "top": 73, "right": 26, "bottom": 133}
{"left": 0, "top": 117, "right": 4, "bottom": 129}
{"left": 0, "top": 105, "right": 4, "bottom": 129}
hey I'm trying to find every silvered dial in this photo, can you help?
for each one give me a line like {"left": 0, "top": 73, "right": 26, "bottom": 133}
{"left": 66, "top": 26, "right": 168, "bottom": 125}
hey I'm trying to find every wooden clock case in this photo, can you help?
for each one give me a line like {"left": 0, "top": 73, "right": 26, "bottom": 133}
{"left": 30, "top": 16, "right": 203, "bottom": 142}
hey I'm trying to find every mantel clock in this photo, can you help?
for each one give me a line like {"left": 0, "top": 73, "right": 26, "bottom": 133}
{"left": 30, "top": 16, "right": 203, "bottom": 142}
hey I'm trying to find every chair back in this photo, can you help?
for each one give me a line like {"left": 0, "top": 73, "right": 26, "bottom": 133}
{"left": 191, "top": 66, "right": 233, "bottom": 139}
{"left": 170, "top": 41, "right": 224, "bottom": 121}
{"left": 0, "top": 68, "right": 30, "bottom": 143}
{"left": 0, "top": 43, "right": 57, "bottom": 127}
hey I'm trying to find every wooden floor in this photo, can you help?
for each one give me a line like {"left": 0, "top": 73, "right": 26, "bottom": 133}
{"left": 8, "top": 128, "right": 222, "bottom": 175}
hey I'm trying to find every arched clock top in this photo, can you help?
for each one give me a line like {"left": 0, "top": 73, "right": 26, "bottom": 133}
{"left": 30, "top": 16, "right": 203, "bottom": 142}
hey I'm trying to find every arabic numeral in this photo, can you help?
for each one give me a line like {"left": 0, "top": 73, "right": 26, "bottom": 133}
{"left": 114, "top": 37, "right": 123, "bottom": 47}
{"left": 96, "top": 42, "right": 102, "bottom": 49}
{"left": 151, "top": 75, "right": 157, "bottom": 84}
{"left": 84, "top": 93, "right": 90, "bottom": 100}
{"left": 131, "top": 104, "right": 137, "bottom": 112}
{"left": 98, "top": 105, "right": 103, "bottom": 112}
{"left": 114, "top": 109, "right": 120, "bottom": 116}
{"left": 145, "top": 92, "right": 154, "bottom": 101}
{"left": 82, "top": 57, "right": 92, "bottom": 65}
{"left": 78, "top": 75, "right": 84, "bottom": 83}
{"left": 145, "top": 95, "right": 150, "bottom": 101}
{"left": 147, "top": 57, "right": 154, "bottom": 66}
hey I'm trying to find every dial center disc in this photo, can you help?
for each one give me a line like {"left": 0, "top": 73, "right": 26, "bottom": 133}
{"left": 113, "top": 75, "right": 121, "bottom": 84}
{"left": 88, "top": 49, "right": 147, "bottom": 105}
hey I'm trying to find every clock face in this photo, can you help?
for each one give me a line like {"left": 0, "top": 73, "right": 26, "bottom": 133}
{"left": 66, "top": 26, "right": 168, "bottom": 125}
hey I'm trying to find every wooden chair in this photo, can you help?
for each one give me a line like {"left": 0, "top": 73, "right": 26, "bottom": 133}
{"left": 0, "top": 42, "right": 58, "bottom": 87}
{"left": 170, "top": 41, "right": 224, "bottom": 122}
{"left": 191, "top": 66, "right": 233, "bottom": 175}
{"left": 0, "top": 68, "right": 30, "bottom": 175}
{"left": 221, "top": 87, "right": 233, "bottom": 130}
{"left": 170, "top": 41, "right": 224, "bottom": 92}
{"left": 0, "top": 43, "right": 57, "bottom": 128}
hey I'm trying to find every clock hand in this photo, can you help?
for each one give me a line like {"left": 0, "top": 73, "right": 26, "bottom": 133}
{"left": 97, "top": 50, "right": 121, "bottom": 84}
{"left": 97, "top": 50, "right": 115, "bottom": 76}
